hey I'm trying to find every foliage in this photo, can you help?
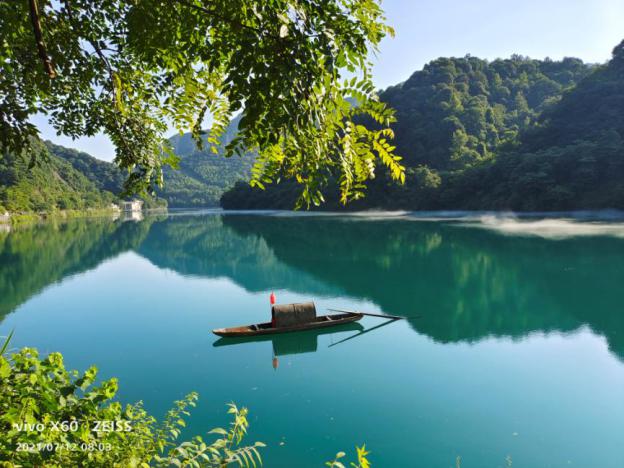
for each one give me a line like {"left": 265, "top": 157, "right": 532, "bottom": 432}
{"left": 0, "top": 139, "right": 115, "bottom": 213}
{"left": 326, "top": 445, "right": 371, "bottom": 468}
{"left": 0, "top": 341, "right": 263, "bottom": 467}
{"left": 442, "top": 39, "right": 624, "bottom": 210}
{"left": 0, "top": 333, "right": 368, "bottom": 467}
{"left": 154, "top": 403, "right": 264, "bottom": 468}
{"left": 221, "top": 180, "right": 303, "bottom": 210}
{"left": 222, "top": 43, "right": 624, "bottom": 211}
{"left": 1, "top": 0, "right": 403, "bottom": 206}
{"left": 0, "top": 138, "right": 166, "bottom": 215}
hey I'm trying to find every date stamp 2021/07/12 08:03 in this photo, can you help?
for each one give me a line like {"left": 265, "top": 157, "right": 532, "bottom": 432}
{"left": 12, "top": 419, "right": 133, "bottom": 454}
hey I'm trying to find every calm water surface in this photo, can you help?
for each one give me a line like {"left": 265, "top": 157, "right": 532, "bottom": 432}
{"left": 1, "top": 211, "right": 623, "bottom": 467}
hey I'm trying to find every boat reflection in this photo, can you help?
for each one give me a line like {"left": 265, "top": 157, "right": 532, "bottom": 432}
{"left": 213, "top": 322, "right": 364, "bottom": 369}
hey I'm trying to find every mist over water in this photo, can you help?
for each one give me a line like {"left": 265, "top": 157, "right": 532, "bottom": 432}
{"left": 465, "top": 215, "right": 624, "bottom": 239}
{"left": 250, "top": 210, "right": 624, "bottom": 239}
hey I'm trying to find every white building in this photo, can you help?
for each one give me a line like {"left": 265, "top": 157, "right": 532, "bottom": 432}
{"left": 120, "top": 200, "right": 143, "bottom": 212}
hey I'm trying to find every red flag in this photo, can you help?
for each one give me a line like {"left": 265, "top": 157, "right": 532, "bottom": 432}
{"left": 270, "top": 292, "right": 276, "bottom": 305}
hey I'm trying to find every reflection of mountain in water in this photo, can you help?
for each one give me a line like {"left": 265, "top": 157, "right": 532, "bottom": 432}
{"left": 0, "top": 217, "right": 156, "bottom": 318}
{"left": 222, "top": 215, "right": 624, "bottom": 359}
{"left": 136, "top": 216, "right": 340, "bottom": 296}
{"left": 1, "top": 213, "right": 622, "bottom": 360}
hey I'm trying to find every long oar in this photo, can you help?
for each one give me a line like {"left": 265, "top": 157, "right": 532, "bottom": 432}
{"left": 328, "top": 308, "right": 408, "bottom": 320}
{"left": 328, "top": 318, "right": 399, "bottom": 348}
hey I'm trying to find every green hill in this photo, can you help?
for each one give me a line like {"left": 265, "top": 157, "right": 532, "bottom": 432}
{"left": 436, "top": 40, "right": 624, "bottom": 210}
{"left": 45, "top": 142, "right": 127, "bottom": 194}
{"left": 159, "top": 115, "right": 255, "bottom": 207}
{"left": 379, "top": 54, "right": 592, "bottom": 170}
{"left": 222, "top": 46, "right": 624, "bottom": 211}
{"left": 0, "top": 139, "right": 114, "bottom": 213}
{"left": 48, "top": 116, "right": 254, "bottom": 208}
{"left": 45, "top": 142, "right": 165, "bottom": 209}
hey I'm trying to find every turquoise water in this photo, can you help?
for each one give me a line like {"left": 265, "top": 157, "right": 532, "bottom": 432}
{"left": 1, "top": 211, "right": 623, "bottom": 467}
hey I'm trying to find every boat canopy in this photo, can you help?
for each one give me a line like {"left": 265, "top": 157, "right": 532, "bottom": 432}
{"left": 272, "top": 302, "right": 317, "bottom": 327}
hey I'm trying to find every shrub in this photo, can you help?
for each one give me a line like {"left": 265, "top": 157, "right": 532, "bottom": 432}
{"left": 0, "top": 333, "right": 263, "bottom": 467}
{"left": 0, "top": 333, "right": 372, "bottom": 467}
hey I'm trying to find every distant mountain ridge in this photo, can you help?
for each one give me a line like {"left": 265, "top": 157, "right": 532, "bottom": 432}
{"left": 45, "top": 114, "right": 255, "bottom": 208}
{"left": 159, "top": 115, "right": 255, "bottom": 207}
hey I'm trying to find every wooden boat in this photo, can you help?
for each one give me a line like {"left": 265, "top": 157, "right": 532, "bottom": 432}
{"left": 212, "top": 311, "right": 363, "bottom": 337}
{"left": 213, "top": 321, "right": 364, "bottom": 346}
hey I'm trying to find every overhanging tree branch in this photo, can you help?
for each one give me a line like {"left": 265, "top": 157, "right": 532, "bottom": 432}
{"left": 28, "top": 0, "right": 56, "bottom": 78}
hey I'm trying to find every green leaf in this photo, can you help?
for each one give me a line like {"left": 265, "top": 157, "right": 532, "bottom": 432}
{"left": 0, "top": 329, "right": 14, "bottom": 355}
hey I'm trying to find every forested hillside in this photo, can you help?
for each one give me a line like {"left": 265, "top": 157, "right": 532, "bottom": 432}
{"left": 222, "top": 44, "right": 624, "bottom": 211}
{"left": 379, "top": 54, "right": 591, "bottom": 170}
{"left": 443, "top": 41, "right": 624, "bottom": 210}
{"left": 47, "top": 116, "right": 253, "bottom": 208}
{"left": 46, "top": 142, "right": 166, "bottom": 209}
{"left": 8, "top": 45, "right": 622, "bottom": 213}
{"left": 46, "top": 142, "right": 127, "bottom": 194}
{"left": 159, "top": 115, "right": 254, "bottom": 206}
{"left": 0, "top": 140, "right": 114, "bottom": 213}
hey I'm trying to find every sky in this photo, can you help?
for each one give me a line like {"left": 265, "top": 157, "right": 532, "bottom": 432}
{"left": 33, "top": 0, "right": 624, "bottom": 162}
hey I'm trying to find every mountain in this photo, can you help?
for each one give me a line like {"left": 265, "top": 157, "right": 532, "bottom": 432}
{"left": 48, "top": 116, "right": 254, "bottom": 208}
{"left": 0, "top": 139, "right": 114, "bottom": 213}
{"left": 46, "top": 142, "right": 127, "bottom": 194}
{"left": 16, "top": 45, "right": 622, "bottom": 213}
{"left": 379, "top": 54, "right": 592, "bottom": 170}
{"left": 159, "top": 115, "right": 255, "bottom": 207}
{"left": 45, "top": 142, "right": 165, "bottom": 209}
{"left": 435, "top": 40, "right": 624, "bottom": 210}
{"left": 221, "top": 46, "right": 624, "bottom": 211}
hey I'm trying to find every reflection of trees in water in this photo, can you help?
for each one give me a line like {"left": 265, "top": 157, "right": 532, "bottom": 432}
{"left": 222, "top": 216, "right": 624, "bottom": 360}
{"left": 137, "top": 216, "right": 339, "bottom": 296}
{"left": 2, "top": 213, "right": 622, "bottom": 360}
{"left": 0, "top": 217, "right": 156, "bottom": 318}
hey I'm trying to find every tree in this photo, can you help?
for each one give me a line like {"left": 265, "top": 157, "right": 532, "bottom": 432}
{"left": 0, "top": 0, "right": 404, "bottom": 207}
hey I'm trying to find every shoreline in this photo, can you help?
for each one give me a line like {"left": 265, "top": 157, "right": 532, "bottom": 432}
{"left": 213, "top": 208, "right": 624, "bottom": 221}
{"left": 0, "top": 207, "right": 169, "bottom": 227}
{"left": 4, "top": 207, "right": 624, "bottom": 226}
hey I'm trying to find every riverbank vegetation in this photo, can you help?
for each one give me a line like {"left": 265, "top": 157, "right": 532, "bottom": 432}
{"left": 0, "top": 333, "right": 376, "bottom": 467}
{"left": 0, "top": 340, "right": 264, "bottom": 466}
{"left": 0, "top": 139, "right": 115, "bottom": 214}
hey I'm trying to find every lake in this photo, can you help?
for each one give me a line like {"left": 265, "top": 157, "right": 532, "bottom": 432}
{"left": 1, "top": 211, "right": 623, "bottom": 467}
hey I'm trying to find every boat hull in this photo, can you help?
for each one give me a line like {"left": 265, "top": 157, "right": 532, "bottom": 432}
{"left": 212, "top": 312, "right": 363, "bottom": 337}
